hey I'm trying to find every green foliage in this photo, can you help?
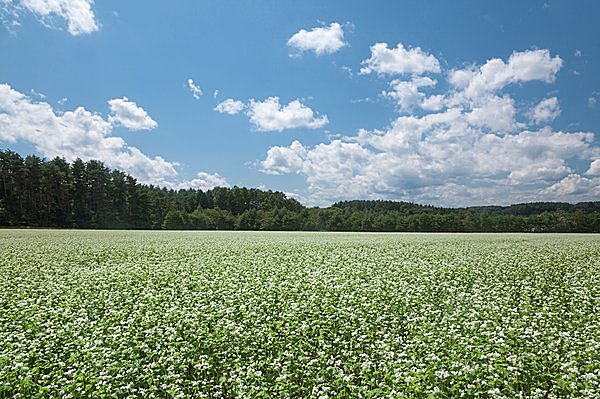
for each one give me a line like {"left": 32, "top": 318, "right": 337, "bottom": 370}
{"left": 1, "top": 149, "right": 600, "bottom": 232}
{"left": 0, "top": 231, "right": 598, "bottom": 397}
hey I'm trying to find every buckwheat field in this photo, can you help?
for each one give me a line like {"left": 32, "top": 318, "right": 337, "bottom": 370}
{"left": 1, "top": 230, "right": 598, "bottom": 398}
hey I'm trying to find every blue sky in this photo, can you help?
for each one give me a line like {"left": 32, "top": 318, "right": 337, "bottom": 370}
{"left": 1, "top": 0, "right": 599, "bottom": 206}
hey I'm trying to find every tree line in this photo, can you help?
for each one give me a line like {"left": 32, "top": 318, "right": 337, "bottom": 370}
{"left": 1, "top": 150, "right": 599, "bottom": 232}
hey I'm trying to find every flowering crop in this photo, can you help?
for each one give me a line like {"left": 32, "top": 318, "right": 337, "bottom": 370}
{"left": 0, "top": 230, "right": 599, "bottom": 398}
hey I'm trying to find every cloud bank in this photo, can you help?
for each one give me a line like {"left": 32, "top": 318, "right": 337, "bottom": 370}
{"left": 261, "top": 48, "right": 599, "bottom": 207}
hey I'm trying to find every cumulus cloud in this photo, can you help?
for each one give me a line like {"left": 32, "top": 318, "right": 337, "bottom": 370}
{"left": 2, "top": 0, "right": 99, "bottom": 35}
{"left": 539, "top": 174, "right": 600, "bottom": 200}
{"left": 465, "top": 95, "right": 519, "bottom": 132}
{"left": 246, "top": 97, "right": 328, "bottom": 132}
{"left": 261, "top": 140, "right": 308, "bottom": 175}
{"left": 187, "top": 79, "right": 203, "bottom": 100}
{"left": 448, "top": 50, "right": 563, "bottom": 102}
{"left": 108, "top": 97, "right": 158, "bottom": 131}
{"left": 262, "top": 48, "right": 599, "bottom": 206}
{"left": 360, "top": 42, "right": 441, "bottom": 75}
{"left": 382, "top": 77, "right": 438, "bottom": 112}
{"left": 287, "top": 22, "right": 346, "bottom": 56}
{"left": 529, "top": 97, "right": 560, "bottom": 124}
{"left": 189, "top": 171, "right": 228, "bottom": 190}
{"left": 166, "top": 171, "right": 229, "bottom": 191}
{"left": 214, "top": 98, "right": 245, "bottom": 115}
{"left": 266, "top": 115, "right": 590, "bottom": 184}
{"left": 262, "top": 139, "right": 374, "bottom": 205}
{"left": 586, "top": 159, "right": 600, "bottom": 176}
{"left": 263, "top": 124, "right": 596, "bottom": 206}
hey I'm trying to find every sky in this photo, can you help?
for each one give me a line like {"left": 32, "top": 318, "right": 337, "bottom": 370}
{"left": 1, "top": 0, "right": 599, "bottom": 207}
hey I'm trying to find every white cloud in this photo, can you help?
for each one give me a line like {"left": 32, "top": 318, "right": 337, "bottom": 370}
{"left": 261, "top": 139, "right": 374, "bottom": 205}
{"left": 382, "top": 77, "right": 438, "bottom": 112}
{"left": 574, "top": 49, "right": 582, "bottom": 57}
{"left": 505, "top": 158, "right": 572, "bottom": 184}
{"left": 377, "top": 50, "right": 563, "bottom": 134}
{"left": 214, "top": 98, "right": 245, "bottom": 115}
{"left": 167, "top": 171, "right": 229, "bottom": 191}
{"left": 448, "top": 50, "right": 563, "bottom": 102}
{"left": 246, "top": 97, "right": 328, "bottom": 132}
{"left": 465, "top": 95, "right": 518, "bottom": 132}
{"left": 191, "top": 171, "right": 228, "bottom": 190}
{"left": 3, "top": 0, "right": 99, "bottom": 35}
{"left": 261, "top": 48, "right": 600, "bottom": 206}
{"left": 586, "top": 159, "right": 600, "bottom": 176}
{"left": 287, "top": 22, "right": 346, "bottom": 56}
{"left": 261, "top": 140, "right": 308, "bottom": 175}
{"left": 529, "top": 97, "right": 560, "bottom": 124}
{"left": 263, "top": 124, "right": 596, "bottom": 206}
{"left": 420, "top": 94, "right": 445, "bottom": 111}
{"left": 213, "top": 90, "right": 219, "bottom": 99}
{"left": 107, "top": 97, "right": 158, "bottom": 131}
{"left": 360, "top": 42, "right": 441, "bottom": 75}
{"left": 0, "top": 83, "right": 175, "bottom": 184}
{"left": 539, "top": 174, "right": 600, "bottom": 200}
{"left": 187, "top": 79, "right": 203, "bottom": 100}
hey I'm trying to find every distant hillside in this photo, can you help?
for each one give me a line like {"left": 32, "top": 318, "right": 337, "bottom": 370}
{"left": 465, "top": 202, "right": 600, "bottom": 216}
{"left": 334, "top": 199, "right": 600, "bottom": 216}
{"left": 1, "top": 149, "right": 599, "bottom": 232}
{"left": 332, "top": 200, "right": 440, "bottom": 214}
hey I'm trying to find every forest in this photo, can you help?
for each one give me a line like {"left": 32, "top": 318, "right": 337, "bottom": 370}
{"left": 1, "top": 149, "right": 599, "bottom": 232}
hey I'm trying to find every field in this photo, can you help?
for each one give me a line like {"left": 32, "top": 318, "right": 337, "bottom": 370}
{"left": 0, "top": 230, "right": 599, "bottom": 398}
